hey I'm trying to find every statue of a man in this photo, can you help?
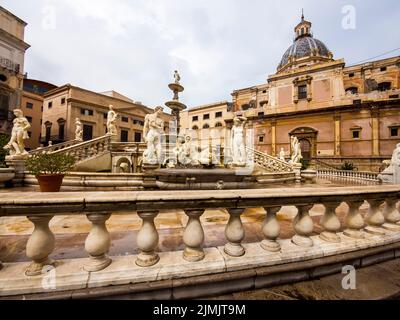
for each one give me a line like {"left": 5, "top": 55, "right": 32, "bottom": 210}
{"left": 279, "top": 148, "right": 286, "bottom": 162}
{"left": 75, "top": 118, "right": 83, "bottom": 141}
{"left": 107, "top": 105, "right": 118, "bottom": 136}
{"left": 174, "top": 70, "right": 181, "bottom": 84}
{"left": 231, "top": 115, "right": 247, "bottom": 165}
{"left": 289, "top": 136, "right": 303, "bottom": 165}
{"left": 143, "top": 106, "right": 164, "bottom": 165}
{"left": 4, "top": 109, "right": 31, "bottom": 157}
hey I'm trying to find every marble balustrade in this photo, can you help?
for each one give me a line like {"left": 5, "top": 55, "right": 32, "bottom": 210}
{"left": 0, "top": 186, "right": 400, "bottom": 275}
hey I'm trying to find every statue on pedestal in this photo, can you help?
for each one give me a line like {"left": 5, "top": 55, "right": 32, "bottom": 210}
{"left": 378, "top": 143, "right": 400, "bottom": 183}
{"left": 289, "top": 136, "right": 302, "bottom": 165}
{"left": 279, "top": 148, "right": 286, "bottom": 162}
{"left": 4, "top": 109, "right": 31, "bottom": 158}
{"left": 143, "top": 106, "right": 164, "bottom": 165}
{"left": 174, "top": 70, "right": 181, "bottom": 85}
{"left": 106, "top": 105, "right": 118, "bottom": 136}
{"left": 231, "top": 115, "right": 247, "bottom": 166}
{"left": 75, "top": 118, "right": 83, "bottom": 141}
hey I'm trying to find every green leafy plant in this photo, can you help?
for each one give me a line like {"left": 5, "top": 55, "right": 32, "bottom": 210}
{"left": 26, "top": 153, "right": 75, "bottom": 176}
{"left": 0, "top": 133, "right": 10, "bottom": 167}
{"left": 340, "top": 161, "right": 355, "bottom": 171}
{"left": 300, "top": 158, "right": 309, "bottom": 170}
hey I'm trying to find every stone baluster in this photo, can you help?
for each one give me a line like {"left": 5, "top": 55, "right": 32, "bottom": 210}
{"left": 365, "top": 199, "right": 386, "bottom": 235}
{"left": 84, "top": 213, "right": 112, "bottom": 271}
{"left": 224, "top": 208, "right": 245, "bottom": 257}
{"left": 292, "top": 204, "right": 314, "bottom": 247}
{"left": 344, "top": 201, "right": 365, "bottom": 239}
{"left": 183, "top": 209, "right": 205, "bottom": 262}
{"left": 382, "top": 198, "right": 400, "bottom": 231}
{"left": 261, "top": 206, "right": 282, "bottom": 252}
{"left": 320, "top": 202, "right": 341, "bottom": 243}
{"left": 136, "top": 211, "right": 159, "bottom": 267}
{"left": 25, "top": 215, "right": 55, "bottom": 276}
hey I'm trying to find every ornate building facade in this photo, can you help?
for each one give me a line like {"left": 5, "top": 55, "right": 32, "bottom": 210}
{"left": 184, "top": 15, "right": 400, "bottom": 171}
{"left": 0, "top": 6, "right": 30, "bottom": 134}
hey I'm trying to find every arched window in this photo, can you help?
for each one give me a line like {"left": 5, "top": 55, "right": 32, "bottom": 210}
{"left": 203, "top": 124, "right": 210, "bottom": 129}
{"left": 215, "top": 122, "right": 223, "bottom": 128}
{"left": 192, "top": 125, "right": 199, "bottom": 130}
{"left": 345, "top": 87, "right": 358, "bottom": 94}
{"left": 378, "top": 82, "right": 391, "bottom": 91}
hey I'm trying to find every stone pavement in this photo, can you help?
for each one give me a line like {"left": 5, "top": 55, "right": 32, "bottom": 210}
{"left": 206, "top": 258, "right": 400, "bottom": 300}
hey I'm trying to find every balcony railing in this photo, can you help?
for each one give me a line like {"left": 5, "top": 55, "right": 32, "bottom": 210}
{"left": 0, "top": 185, "right": 399, "bottom": 297}
{"left": 0, "top": 57, "right": 20, "bottom": 73}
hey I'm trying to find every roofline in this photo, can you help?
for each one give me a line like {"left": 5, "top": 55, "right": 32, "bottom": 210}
{"left": 23, "top": 78, "right": 57, "bottom": 88}
{"left": 344, "top": 55, "right": 400, "bottom": 69}
{"left": 187, "top": 100, "right": 229, "bottom": 112}
{"left": 0, "top": 6, "right": 28, "bottom": 26}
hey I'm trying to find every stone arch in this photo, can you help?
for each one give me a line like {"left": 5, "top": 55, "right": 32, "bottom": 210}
{"left": 289, "top": 127, "right": 318, "bottom": 159}
{"left": 116, "top": 157, "right": 132, "bottom": 173}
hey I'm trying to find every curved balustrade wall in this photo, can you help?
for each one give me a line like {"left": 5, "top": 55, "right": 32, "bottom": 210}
{"left": 0, "top": 186, "right": 400, "bottom": 297}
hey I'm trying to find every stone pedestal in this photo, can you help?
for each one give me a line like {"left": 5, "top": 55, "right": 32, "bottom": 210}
{"left": 142, "top": 163, "right": 159, "bottom": 189}
{"left": 5, "top": 157, "right": 27, "bottom": 187}
{"left": 292, "top": 163, "right": 302, "bottom": 183}
{"left": 301, "top": 169, "right": 317, "bottom": 184}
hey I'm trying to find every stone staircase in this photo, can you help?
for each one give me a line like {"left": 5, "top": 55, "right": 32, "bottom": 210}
{"left": 246, "top": 147, "right": 293, "bottom": 172}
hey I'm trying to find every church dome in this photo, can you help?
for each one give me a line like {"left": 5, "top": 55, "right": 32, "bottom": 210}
{"left": 277, "top": 14, "right": 333, "bottom": 72}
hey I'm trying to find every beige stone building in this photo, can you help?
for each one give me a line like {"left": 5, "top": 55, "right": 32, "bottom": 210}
{"left": 0, "top": 6, "right": 30, "bottom": 133}
{"left": 184, "top": 15, "right": 400, "bottom": 171}
{"left": 42, "top": 84, "right": 171, "bottom": 145}
{"left": 180, "top": 101, "right": 233, "bottom": 146}
{"left": 20, "top": 78, "right": 56, "bottom": 150}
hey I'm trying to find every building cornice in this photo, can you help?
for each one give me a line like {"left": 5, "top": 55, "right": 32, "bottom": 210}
{"left": 0, "top": 6, "right": 28, "bottom": 26}
{"left": 0, "top": 29, "right": 30, "bottom": 51}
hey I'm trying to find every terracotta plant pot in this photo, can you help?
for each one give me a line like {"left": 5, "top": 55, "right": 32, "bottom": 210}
{"left": 36, "top": 174, "right": 65, "bottom": 192}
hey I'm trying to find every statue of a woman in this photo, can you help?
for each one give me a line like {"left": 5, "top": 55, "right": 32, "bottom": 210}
{"left": 107, "top": 105, "right": 118, "bottom": 136}
{"left": 4, "top": 109, "right": 31, "bottom": 157}
{"left": 75, "top": 118, "right": 83, "bottom": 141}
{"left": 289, "top": 136, "right": 302, "bottom": 165}
{"left": 143, "top": 106, "right": 164, "bottom": 165}
{"left": 279, "top": 148, "right": 286, "bottom": 162}
{"left": 231, "top": 115, "right": 247, "bottom": 166}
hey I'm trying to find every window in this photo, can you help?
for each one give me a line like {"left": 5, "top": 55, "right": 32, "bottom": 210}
{"left": 48, "top": 101, "right": 53, "bottom": 109}
{"left": 192, "top": 116, "right": 198, "bottom": 121}
{"left": 298, "top": 85, "right": 307, "bottom": 99}
{"left": 133, "top": 119, "right": 144, "bottom": 126}
{"left": 26, "top": 102, "right": 33, "bottom": 109}
{"left": 45, "top": 126, "right": 51, "bottom": 142}
{"left": 61, "top": 97, "right": 66, "bottom": 105}
{"left": 81, "top": 108, "right": 93, "bottom": 116}
{"left": 26, "top": 116, "right": 32, "bottom": 123}
{"left": 352, "top": 130, "right": 360, "bottom": 139}
{"left": 346, "top": 87, "right": 358, "bottom": 94}
{"left": 41, "top": 106, "right": 43, "bottom": 112}
{"left": 380, "top": 67, "right": 387, "bottom": 72}
{"left": 120, "top": 129, "right": 128, "bottom": 142}
{"left": 134, "top": 132, "right": 142, "bottom": 142}
{"left": 203, "top": 114, "right": 210, "bottom": 120}
{"left": 258, "top": 135, "right": 264, "bottom": 143}
{"left": 192, "top": 125, "right": 199, "bottom": 130}
{"left": 203, "top": 124, "right": 210, "bottom": 129}
{"left": 121, "top": 116, "right": 129, "bottom": 122}
{"left": 83, "top": 124, "right": 93, "bottom": 141}
{"left": 104, "top": 113, "right": 108, "bottom": 119}
{"left": 0, "top": 91, "right": 9, "bottom": 120}
{"left": 378, "top": 82, "right": 391, "bottom": 92}
{"left": 262, "top": 90, "right": 267, "bottom": 94}
{"left": 215, "top": 111, "right": 222, "bottom": 118}
{"left": 391, "top": 127, "right": 399, "bottom": 137}
{"left": 58, "top": 123, "right": 65, "bottom": 141}
{"left": 349, "top": 73, "right": 355, "bottom": 78}
{"left": 215, "top": 122, "right": 223, "bottom": 128}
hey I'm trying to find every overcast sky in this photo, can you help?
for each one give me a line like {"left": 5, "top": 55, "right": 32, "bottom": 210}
{"left": 3, "top": 0, "right": 400, "bottom": 110}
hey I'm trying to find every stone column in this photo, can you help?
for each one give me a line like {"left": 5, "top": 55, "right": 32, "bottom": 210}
{"left": 365, "top": 199, "right": 386, "bottom": 235}
{"left": 320, "top": 202, "right": 341, "bottom": 243}
{"left": 271, "top": 119, "right": 277, "bottom": 157}
{"left": 136, "top": 211, "right": 159, "bottom": 267}
{"left": 334, "top": 114, "right": 341, "bottom": 157}
{"left": 382, "top": 198, "right": 400, "bottom": 231}
{"left": 371, "top": 107, "right": 380, "bottom": 156}
{"left": 292, "top": 204, "right": 314, "bottom": 247}
{"left": 25, "top": 215, "right": 55, "bottom": 276}
{"left": 84, "top": 213, "right": 112, "bottom": 272}
{"left": 261, "top": 206, "right": 281, "bottom": 252}
{"left": 183, "top": 210, "right": 205, "bottom": 262}
{"left": 344, "top": 201, "right": 366, "bottom": 239}
{"left": 224, "top": 208, "right": 245, "bottom": 257}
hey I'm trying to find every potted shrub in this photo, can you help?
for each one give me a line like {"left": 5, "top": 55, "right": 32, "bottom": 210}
{"left": 26, "top": 153, "right": 75, "bottom": 192}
